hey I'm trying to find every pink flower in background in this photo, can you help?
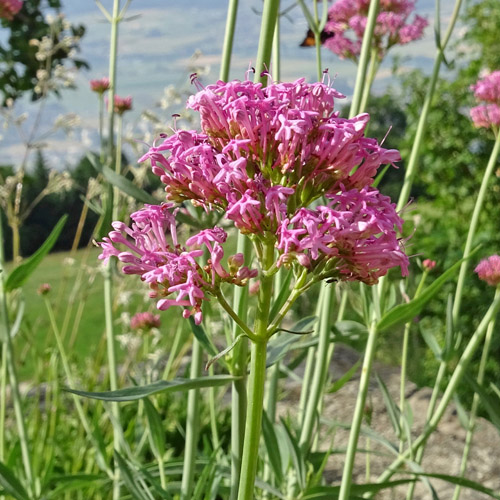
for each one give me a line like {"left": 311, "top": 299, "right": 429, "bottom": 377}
{"left": 131, "top": 312, "right": 161, "bottom": 331}
{"left": 470, "top": 104, "right": 500, "bottom": 129}
{"left": 0, "top": 0, "right": 22, "bottom": 20}
{"left": 422, "top": 259, "right": 436, "bottom": 271}
{"left": 470, "top": 72, "right": 500, "bottom": 129}
{"left": 90, "top": 77, "right": 110, "bottom": 94}
{"left": 37, "top": 283, "right": 51, "bottom": 296}
{"left": 323, "top": 0, "right": 428, "bottom": 60}
{"left": 113, "top": 95, "right": 132, "bottom": 115}
{"left": 471, "top": 71, "right": 500, "bottom": 104}
{"left": 475, "top": 255, "right": 500, "bottom": 286}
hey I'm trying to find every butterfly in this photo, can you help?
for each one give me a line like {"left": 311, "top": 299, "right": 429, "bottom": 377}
{"left": 300, "top": 28, "right": 335, "bottom": 47}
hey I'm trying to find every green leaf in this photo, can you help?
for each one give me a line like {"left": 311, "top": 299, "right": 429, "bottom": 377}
{"left": 279, "top": 418, "right": 306, "bottom": 489}
{"left": 0, "top": 461, "right": 30, "bottom": 500}
{"left": 269, "top": 270, "right": 294, "bottom": 321}
{"left": 302, "top": 479, "right": 416, "bottom": 499}
{"left": 102, "top": 164, "right": 158, "bottom": 205}
{"left": 332, "top": 320, "right": 368, "bottom": 341}
{"left": 114, "top": 452, "right": 151, "bottom": 500}
{"left": 377, "top": 250, "right": 479, "bottom": 332}
{"left": 189, "top": 317, "right": 218, "bottom": 357}
{"left": 275, "top": 315, "right": 317, "bottom": 335}
{"left": 143, "top": 398, "right": 165, "bottom": 458}
{"left": 65, "top": 375, "right": 237, "bottom": 402}
{"left": 376, "top": 374, "right": 401, "bottom": 437}
{"left": 205, "top": 334, "right": 247, "bottom": 370}
{"left": 5, "top": 215, "right": 68, "bottom": 292}
{"left": 261, "top": 410, "right": 283, "bottom": 484}
{"left": 414, "top": 472, "right": 500, "bottom": 499}
{"left": 464, "top": 374, "right": 500, "bottom": 433}
{"left": 46, "top": 474, "right": 107, "bottom": 498}
{"left": 266, "top": 333, "right": 302, "bottom": 368}
{"left": 419, "top": 326, "right": 443, "bottom": 361}
{"left": 327, "top": 359, "right": 361, "bottom": 393}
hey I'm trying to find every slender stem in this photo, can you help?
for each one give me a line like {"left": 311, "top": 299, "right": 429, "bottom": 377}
{"left": 358, "top": 48, "right": 380, "bottom": 113}
{"left": 113, "top": 115, "right": 123, "bottom": 219}
{"left": 299, "top": 284, "right": 334, "bottom": 451}
{"left": 371, "top": 290, "right": 500, "bottom": 497}
{"left": 349, "top": 0, "right": 380, "bottom": 117}
{"left": 338, "top": 320, "right": 378, "bottom": 500}
{"left": 208, "top": 364, "right": 221, "bottom": 451}
{"left": 103, "top": 2, "right": 122, "bottom": 497}
{"left": 399, "top": 271, "right": 428, "bottom": 454}
{"left": 452, "top": 131, "right": 500, "bottom": 323}
{"left": 451, "top": 288, "right": 499, "bottom": 500}
{"left": 254, "top": 0, "right": 280, "bottom": 82}
{"left": 272, "top": 3, "right": 280, "bottom": 82}
{"left": 0, "top": 277, "right": 34, "bottom": 496}
{"left": 396, "top": 0, "right": 463, "bottom": 212}
{"left": 44, "top": 297, "right": 113, "bottom": 477}
{"left": 216, "top": 290, "right": 256, "bottom": 341}
{"left": 313, "top": 0, "right": 322, "bottom": 81}
{"left": 0, "top": 344, "right": 6, "bottom": 463}
{"left": 237, "top": 243, "right": 275, "bottom": 500}
{"left": 220, "top": 0, "right": 239, "bottom": 81}
{"left": 229, "top": 236, "right": 251, "bottom": 500}
{"left": 180, "top": 338, "right": 203, "bottom": 500}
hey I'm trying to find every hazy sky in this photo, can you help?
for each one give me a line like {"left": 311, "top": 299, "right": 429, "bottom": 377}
{"left": 1, "top": 0, "right": 454, "bottom": 169}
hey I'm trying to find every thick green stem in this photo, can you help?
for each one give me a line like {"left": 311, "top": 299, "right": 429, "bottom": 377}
{"left": 180, "top": 338, "right": 203, "bottom": 500}
{"left": 396, "top": 0, "right": 463, "bottom": 212}
{"left": 220, "top": 0, "right": 239, "bottom": 81}
{"left": 349, "top": 0, "right": 380, "bottom": 117}
{"left": 237, "top": 243, "right": 274, "bottom": 500}
{"left": 452, "top": 131, "right": 500, "bottom": 323}
{"left": 338, "top": 321, "right": 378, "bottom": 500}
{"left": 0, "top": 343, "right": 6, "bottom": 464}
{"left": 299, "top": 284, "right": 334, "bottom": 451}
{"left": 371, "top": 291, "right": 500, "bottom": 497}
{"left": 229, "top": 236, "right": 251, "bottom": 500}
{"left": 237, "top": 340, "right": 268, "bottom": 500}
{"left": 254, "top": 0, "right": 280, "bottom": 82}
{"left": 107, "top": 0, "right": 120, "bottom": 163}
{"left": 452, "top": 288, "right": 499, "bottom": 500}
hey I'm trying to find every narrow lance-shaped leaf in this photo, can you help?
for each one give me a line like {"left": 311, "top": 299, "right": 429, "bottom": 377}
{"left": 377, "top": 248, "right": 480, "bottom": 332}
{"left": 0, "top": 461, "right": 30, "bottom": 500}
{"left": 5, "top": 215, "right": 68, "bottom": 292}
{"left": 65, "top": 375, "right": 238, "bottom": 402}
{"left": 143, "top": 398, "right": 165, "bottom": 458}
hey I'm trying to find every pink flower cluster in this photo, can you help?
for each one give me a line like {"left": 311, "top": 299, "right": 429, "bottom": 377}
{"left": 114, "top": 95, "right": 132, "bottom": 115}
{"left": 130, "top": 312, "right": 161, "bottom": 331}
{"left": 90, "top": 77, "right": 110, "bottom": 94}
{"left": 100, "top": 76, "right": 408, "bottom": 322}
{"left": 323, "top": 0, "right": 427, "bottom": 60}
{"left": 0, "top": 0, "right": 22, "bottom": 20}
{"left": 475, "top": 255, "right": 500, "bottom": 287}
{"left": 99, "top": 203, "right": 257, "bottom": 324}
{"left": 470, "top": 72, "right": 500, "bottom": 129}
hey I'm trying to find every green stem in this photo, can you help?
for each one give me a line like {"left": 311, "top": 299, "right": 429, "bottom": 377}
{"left": 358, "top": 48, "right": 380, "bottom": 114}
{"left": 452, "top": 131, "right": 500, "bottom": 324}
{"left": 272, "top": 3, "right": 280, "bottom": 82}
{"left": 180, "top": 338, "right": 203, "bottom": 500}
{"left": 399, "top": 271, "right": 428, "bottom": 454}
{"left": 237, "top": 340, "right": 268, "bottom": 500}
{"left": 254, "top": 0, "right": 280, "bottom": 82}
{"left": 451, "top": 288, "right": 499, "bottom": 500}
{"left": 299, "top": 284, "right": 334, "bottom": 451}
{"left": 220, "top": 0, "right": 239, "bottom": 81}
{"left": 0, "top": 210, "right": 34, "bottom": 496}
{"left": 349, "top": 0, "right": 380, "bottom": 117}
{"left": 113, "top": 115, "right": 123, "bottom": 219}
{"left": 0, "top": 343, "right": 5, "bottom": 463}
{"left": 44, "top": 297, "right": 113, "bottom": 478}
{"left": 338, "top": 320, "right": 378, "bottom": 500}
{"left": 237, "top": 243, "right": 275, "bottom": 500}
{"left": 371, "top": 290, "right": 500, "bottom": 497}
{"left": 313, "top": 0, "right": 322, "bottom": 82}
{"left": 396, "top": 0, "right": 463, "bottom": 212}
{"left": 229, "top": 236, "right": 251, "bottom": 500}
{"left": 103, "top": 2, "right": 122, "bottom": 497}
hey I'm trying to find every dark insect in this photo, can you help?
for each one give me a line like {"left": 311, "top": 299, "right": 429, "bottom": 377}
{"left": 300, "top": 28, "right": 335, "bottom": 47}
